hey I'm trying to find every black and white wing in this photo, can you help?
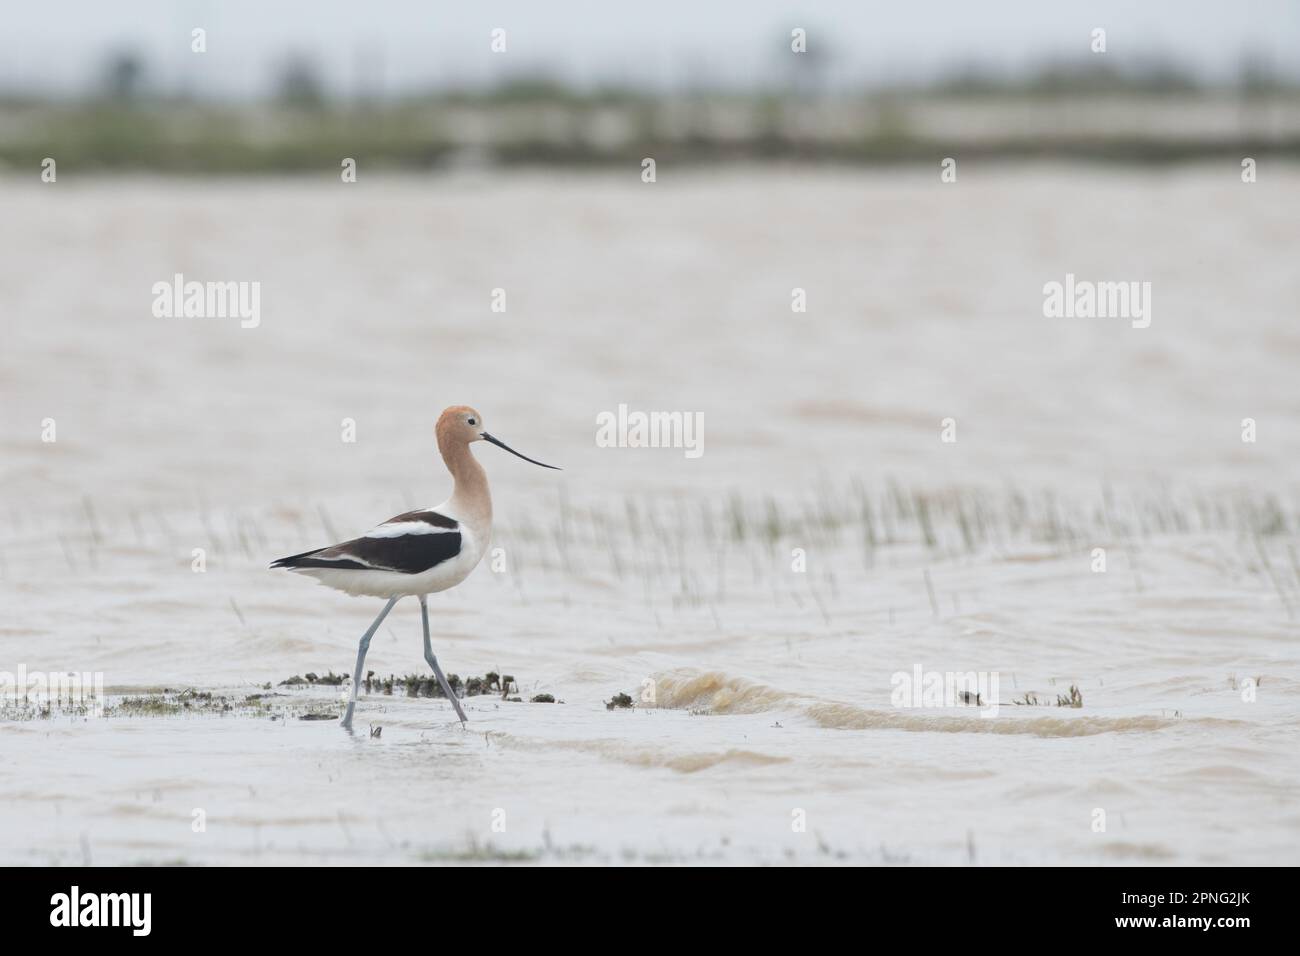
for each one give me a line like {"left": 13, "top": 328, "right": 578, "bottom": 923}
{"left": 271, "top": 509, "right": 461, "bottom": 575}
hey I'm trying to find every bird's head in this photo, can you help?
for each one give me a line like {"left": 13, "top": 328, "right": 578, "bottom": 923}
{"left": 436, "top": 406, "right": 560, "bottom": 469}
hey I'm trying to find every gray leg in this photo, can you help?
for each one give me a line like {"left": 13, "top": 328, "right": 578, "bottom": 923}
{"left": 421, "top": 594, "right": 468, "bottom": 725}
{"left": 341, "top": 596, "right": 399, "bottom": 730}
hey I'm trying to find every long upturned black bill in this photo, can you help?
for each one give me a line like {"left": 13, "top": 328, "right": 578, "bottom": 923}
{"left": 481, "top": 432, "right": 562, "bottom": 470}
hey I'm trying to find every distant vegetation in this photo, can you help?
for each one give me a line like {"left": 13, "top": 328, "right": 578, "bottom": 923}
{"left": 2, "top": 54, "right": 1298, "bottom": 172}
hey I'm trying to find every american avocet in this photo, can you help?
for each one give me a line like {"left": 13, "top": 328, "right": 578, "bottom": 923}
{"left": 271, "top": 406, "right": 559, "bottom": 730}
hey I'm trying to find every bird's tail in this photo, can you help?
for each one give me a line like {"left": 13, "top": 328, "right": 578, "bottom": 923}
{"left": 269, "top": 547, "right": 325, "bottom": 569}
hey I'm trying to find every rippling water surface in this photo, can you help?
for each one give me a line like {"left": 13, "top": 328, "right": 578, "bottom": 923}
{"left": 1, "top": 168, "right": 1298, "bottom": 864}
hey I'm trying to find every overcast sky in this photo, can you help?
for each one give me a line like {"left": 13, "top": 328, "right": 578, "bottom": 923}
{"left": 4, "top": 0, "right": 1298, "bottom": 97}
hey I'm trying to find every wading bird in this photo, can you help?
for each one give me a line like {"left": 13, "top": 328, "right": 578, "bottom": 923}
{"left": 271, "top": 406, "right": 560, "bottom": 730}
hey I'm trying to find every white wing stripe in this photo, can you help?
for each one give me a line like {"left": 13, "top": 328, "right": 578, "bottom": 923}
{"left": 364, "top": 521, "right": 457, "bottom": 539}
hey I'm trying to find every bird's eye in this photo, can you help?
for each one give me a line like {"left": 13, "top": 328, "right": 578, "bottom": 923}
{"left": 467, "top": 418, "right": 476, "bottom": 426}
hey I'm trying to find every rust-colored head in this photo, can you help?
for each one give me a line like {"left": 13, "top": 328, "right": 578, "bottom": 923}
{"left": 436, "top": 405, "right": 486, "bottom": 448}
{"left": 435, "top": 405, "right": 561, "bottom": 470}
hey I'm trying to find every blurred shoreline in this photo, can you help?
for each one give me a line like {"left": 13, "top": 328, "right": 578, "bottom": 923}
{"left": 4, "top": 78, "right": 1299, "bottom": 172}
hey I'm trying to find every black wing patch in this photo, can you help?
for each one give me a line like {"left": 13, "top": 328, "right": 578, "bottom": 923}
{"left": 332, "top": 531, "right": 462, "bottom": 574}
{"left": 271, "top": 552, "right": 370, "bottom": 571}
{"left": 270, "top": 547, "right": 354, "bottom": 569}
{"left": 271, "top": 511, "right": 461, "bottom": 575}
{"left": 382, "top": 509, "right": 459, "bottom": 530}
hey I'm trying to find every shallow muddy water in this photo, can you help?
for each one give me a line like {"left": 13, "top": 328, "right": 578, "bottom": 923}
{"left": 1, "top": 168, "right": 1298, "bottom": 864}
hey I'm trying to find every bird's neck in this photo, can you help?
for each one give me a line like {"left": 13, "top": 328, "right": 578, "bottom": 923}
{"left": 441, "top": 439, "right": 492, "bottom": 527}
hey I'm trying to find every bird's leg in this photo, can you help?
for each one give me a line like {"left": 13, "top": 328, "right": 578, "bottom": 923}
{"left": 420, "top": 594, "right": 468, "bottom": 725}
{"left": 341, "top": 596, "right": 399, "bottom": 731}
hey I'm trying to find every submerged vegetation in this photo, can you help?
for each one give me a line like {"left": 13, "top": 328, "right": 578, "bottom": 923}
{"left": 270, "top": 670, "right": 557, "bottom": 705}
{"left": 278, "top": 671, "right": 345, "bottom": 687}
{"left": 357, "top": 671, "right": 522, "bottom": 700}
{"left": 108, "top": 689, "right": 281, "bottom": 719}
{"left": 468, "top": 480, "right": 1300, "bottom": 623}
{"left": 83, "top": 675, "right": 562, "bottom": 723}
{"left": 10, "top": 480, "right": 1295, "bottom": 731}
{"left": 1011, "top": 685, "right": 1084, "bottom": 708}
{"left": 1057, "top": 685, "right": 1084, "bottom": 709}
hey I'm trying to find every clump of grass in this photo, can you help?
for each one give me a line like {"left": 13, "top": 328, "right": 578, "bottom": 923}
{"left": 98, "top": 688, "right": 347, "bottom": 722}
{"left": 1011, "top": 686, "right": 1083, "bottom": 708}
{"left": 111, "top": 690, "right": 243, "bottom": 717}
{"left": 418, "top": 836, "right": 541, "bottom": 863}
{"left": 402, "top": 674, "right": 437, "bottom": 697}
{"left": 279, "top": 671, "right": 344, "bottom": 687}
{"left": 1227, "top": 674, "right": 1263, "bottom": 690}
{"left": 358, "top": 671, "right": 526, "bottom": 700}
{"left": 531, "top": 693, "right": 556, "bottom": 703}
{"left": 112, "top": 695, "right": 185, "bottom": 716}
{"left": 606, "top": 692, "right": 634, "bottom": 710}
{"left": 469, "top": 673, "right": 508, "bottom": 695}
{"left": 492, "top": 480, "right": 1300, "bottom": 617}
{"left": 418, "top": 832, "right": 598, "bottom": 864}
{"left": 180, "top": 690, "right": 233, "bottom": 712}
